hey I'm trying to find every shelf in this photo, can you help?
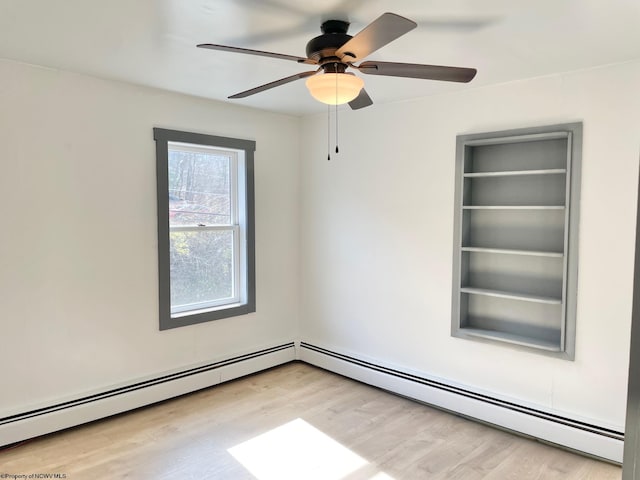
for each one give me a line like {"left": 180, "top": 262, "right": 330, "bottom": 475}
{"left": 453, "top": 123, "right": 582, "bottom": 359}
{"left": 464, "top": 168, "right": 566, "bottom": 178}
{"left": 461, "top": 247, "right": 564, "bottom": 258}
{"left": 458, "top": 327, "right": 561, "bottom": 352}
{"left": 462, "top": 205, "right": 565, "bottom": 210}
{"left": 464, "top": 132, "right": 569, "bottom": 147}
{"left": 460, "top": 287, "right": 562, "bottom": 305}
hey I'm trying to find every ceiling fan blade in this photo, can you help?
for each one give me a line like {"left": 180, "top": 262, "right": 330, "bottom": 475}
{"left": 197, "top": 44, "right": 316, "bottom": 65}
{"left": 322, "top": 0, "right": 367, "bottom": 21}
{"left": 228, "top": 70, "right": 319, "bottom": 99}
{"left": 348, "top": 89, "right": 373, "bottom": 110}
{"left": 222, "top": 23, "right": 311, "bottom": 48}
{"left": 336, "top": 13, "right": 417, "bottom": 62}
{"left": 358, "top": 61, "right": 477, "bottom": 83}
{"left": 410, "top": 15, "right": 497, "bottom": 32}
{"left": 232, "top": 0, "right": 312, "bottom": 16}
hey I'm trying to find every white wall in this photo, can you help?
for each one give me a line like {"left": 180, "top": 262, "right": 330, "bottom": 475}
{"left": 300, "top": 60, "right": 640, "bottom": 430}
{"left": 0, "top": 59, "right": 300, "bottom": 416}
{"left": 2, "top": 53, "right": 639, "bottom": 443}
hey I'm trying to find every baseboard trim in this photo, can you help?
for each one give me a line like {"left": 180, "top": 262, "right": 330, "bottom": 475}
{"left": 298, "top": 342, "right": 624, "bottom": 463}
{"left": 1, "top": 340, "right": 625, "bottom": 463}
{"left": 0, "top": 342, "right": 295, "bottom": 447}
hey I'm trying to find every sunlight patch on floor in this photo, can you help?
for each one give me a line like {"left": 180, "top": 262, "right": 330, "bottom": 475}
{"left": 228, "top": 418, "right": 394, "bottom": 480}
{"left": 368, "top": 473, "right": 395, "bottom": 480}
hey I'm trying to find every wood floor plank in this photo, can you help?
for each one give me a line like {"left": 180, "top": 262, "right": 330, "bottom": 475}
{"left": 0, "top": 362, "right": 622, "bottom": 479}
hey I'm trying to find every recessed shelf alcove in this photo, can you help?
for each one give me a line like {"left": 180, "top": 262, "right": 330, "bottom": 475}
{"left": 451, "top": 123, "right": 582, "bottom": 359}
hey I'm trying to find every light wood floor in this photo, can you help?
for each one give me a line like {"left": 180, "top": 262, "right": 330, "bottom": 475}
{"left": 1, "top": 362, "right": 622, "bottom": 479}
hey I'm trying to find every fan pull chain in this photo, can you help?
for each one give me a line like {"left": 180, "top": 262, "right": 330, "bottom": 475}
{"left": 327, "top": 104, "right": 331, "bottom": 160}
{"left": 335, "top": 72, "right": 339, "bottom": 154}
{"left": 335, "top": 103, "right": 339, "bottom": 154}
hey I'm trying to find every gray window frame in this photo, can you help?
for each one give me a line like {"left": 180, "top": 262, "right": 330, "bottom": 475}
{"left": 153, "top": 128, "right": 256, "bottom": 330}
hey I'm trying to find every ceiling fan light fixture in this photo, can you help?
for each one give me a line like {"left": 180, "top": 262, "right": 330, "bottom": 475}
{"left": 305, "top": 73, "right": 364, "bottom": 105}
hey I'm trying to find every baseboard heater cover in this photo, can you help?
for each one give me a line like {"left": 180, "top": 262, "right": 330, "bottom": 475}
{"left": 298, "top": 342, "right": 624, "bottom": 463}
{"left": 0, "top": 342, "right": 295, "bottom": 447}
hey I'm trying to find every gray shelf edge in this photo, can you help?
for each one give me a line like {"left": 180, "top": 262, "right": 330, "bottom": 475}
{"left": 461, "top": 247, "right": 564, "bottom": 258}
{"left": 460, "top": 287, "right": 562, "bottom": 305}
{"left": 463, "top": 131, "right": 570, "bottom": 146}
{"left": 462, "top": 205, "right": 565, "bottom": 210}
{"left": 463, "top": 168, "right": 567, "bottom": 178}
{"left": 457, "top": 327, "right": 562, "bottom": 352}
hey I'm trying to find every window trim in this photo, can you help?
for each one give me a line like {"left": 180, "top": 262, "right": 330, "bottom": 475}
{"left": 154, "top": 128, "right": 256, "bottom": 330}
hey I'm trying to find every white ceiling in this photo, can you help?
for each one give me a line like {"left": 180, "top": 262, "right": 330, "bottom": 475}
{"left": 1, "top": 0, "right": 639, "bottom": 116}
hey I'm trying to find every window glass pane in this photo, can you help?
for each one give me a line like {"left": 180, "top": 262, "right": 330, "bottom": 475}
{"left": 170, "top": 229, "right": 235, "bottom": 311}
{"left": 168, "top": 147, "right": 231, "bottom": 226}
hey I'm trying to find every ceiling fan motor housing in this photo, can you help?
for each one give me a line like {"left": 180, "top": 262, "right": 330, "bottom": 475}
{"left": 306, "top": 19, "right": 353, "bottom": 65}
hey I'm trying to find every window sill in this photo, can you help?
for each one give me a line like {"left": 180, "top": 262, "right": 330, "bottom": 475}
{"left": 161, "top": 301, "right": 255, "bottom": 330}
{"left": 171, "top": 301, "right": 245, "bottom": 319}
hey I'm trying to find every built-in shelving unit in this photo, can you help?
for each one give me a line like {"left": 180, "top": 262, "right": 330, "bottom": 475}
{"left": 451, "top": 123, "right": 582, "bottom": 359}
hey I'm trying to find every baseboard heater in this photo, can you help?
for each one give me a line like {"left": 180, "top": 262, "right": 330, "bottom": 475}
{"left": 298, "top": 342, "right": 624, "bottom": 463}
{"left": 1, "top": 340, "right": 625, "bottom": 464}
{"left": 0, "top": 342, "right": 295, "bottom": 447}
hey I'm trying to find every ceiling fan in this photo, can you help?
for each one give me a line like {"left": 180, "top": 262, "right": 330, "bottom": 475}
{"left": 197, "top": 12, "right": 477, "bottom": 110}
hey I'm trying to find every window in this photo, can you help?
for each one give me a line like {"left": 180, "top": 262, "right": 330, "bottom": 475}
{"left": 154, "top": 128, "right": 255, "bottom": 330}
